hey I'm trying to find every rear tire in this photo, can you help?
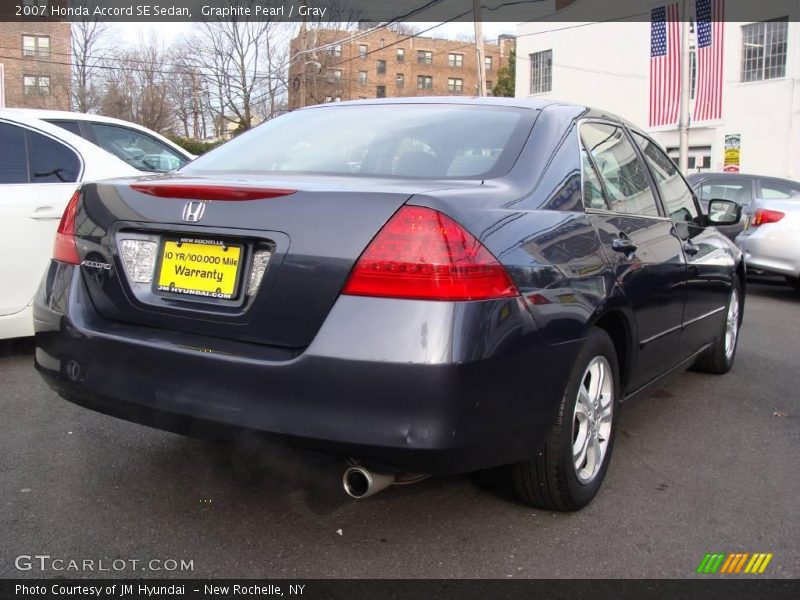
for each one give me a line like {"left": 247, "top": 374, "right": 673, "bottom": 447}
{"left": 693, "top": 275, "right": 742, "bottom": 374}
{"left": 512, "top": 328, "right": 619, "bottom": 511}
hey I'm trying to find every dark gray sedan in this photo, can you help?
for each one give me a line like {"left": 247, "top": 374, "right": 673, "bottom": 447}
{"left": 34, "top": 98, "right": 744, "bottom": 511}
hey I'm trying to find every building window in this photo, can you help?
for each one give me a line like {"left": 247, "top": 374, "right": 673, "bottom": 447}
{"left": 741, "top": 19, "right": 788, "bottom": 82}
{"left": 448, "top": 78, "right": 463, "bottom": 92}
{"left": 23, "top": 74, "right": 50, "bottom": 96}
{"left": 485, "top": 56, "right": 493, "bottom": 71}
{"left": 417, "top": 50, "right": 432, "bottom": 64}
{"left": 486, "top": 80, "right": 493, "bottom": 95}
{"left": 379, "top": 38, "right": 385, "bottom": 48}
{"left": 359, "top": 44, "right": 368, "bottom": 59}
{"left": 326, "top": 44, "right": 342, "bottom": 57}
{"left": 529, "top": 49, "right": 552, "bottom": 94}
{"left": 376, "top": 60, "right": 386, "bottom": 74}
{"left": 396, "top": 48, "right": 405, "bottom": 62}
{"left": 22, "top": 34, "right": 50, "bottom": 58}
{"left": 417, "top": 75, "right": 433, "bottom": 89}
{"left": 448, "top": 53, "right": 463, "bottom": 68}
{"left": 396, "top": 73, "right": 404, "bottom": 88}
{"left": 334, "top": 97, "right": 342, "bottom": 102}
{"left": 329, "top": 69, "right": 342, "bottom": 83}
{"left": 358, "top": 71, "right": 367, "bottom": 85}
{"left": 376, "top": 85, "right": 386, "bottom": 98}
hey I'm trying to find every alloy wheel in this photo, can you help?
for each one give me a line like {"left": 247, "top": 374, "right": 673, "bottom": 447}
{"left": 724, "top": 288, "right": 740, "bottom": 361}
{"left": 572, "top": 356, "right": 614, "bottom": 484}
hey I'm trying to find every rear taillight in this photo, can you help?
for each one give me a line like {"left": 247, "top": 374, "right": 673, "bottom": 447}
{"left": 53, "top": 190, "right": 81, "bottom": 265}
{"left": 342, "top": 206, "right": 519, "bottom": 301}
{"left": 751, "top": 208, "right": 785, "bottom": 227}
{"left": 129, "top": 184, "right": 295, "bottom": 201}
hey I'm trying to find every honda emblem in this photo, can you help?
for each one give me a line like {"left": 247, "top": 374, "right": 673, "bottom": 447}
{"left": 182, "top": 201, "right": 206, "bottom": 223}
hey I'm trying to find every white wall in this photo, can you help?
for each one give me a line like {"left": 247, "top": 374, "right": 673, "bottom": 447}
{"left": 516, "top": 10, "right": 800, "bottom": 180}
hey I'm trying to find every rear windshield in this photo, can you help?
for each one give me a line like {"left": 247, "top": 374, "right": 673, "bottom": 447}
{"left": 182, "top": 104, "right": 532, "bottom": 179}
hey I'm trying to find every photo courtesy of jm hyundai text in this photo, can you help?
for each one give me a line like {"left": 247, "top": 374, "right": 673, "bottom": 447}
{"left": 33, "top": 98, "right": 745, "bottom": 511}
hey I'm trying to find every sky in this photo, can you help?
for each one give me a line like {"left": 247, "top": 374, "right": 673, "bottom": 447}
{"left": 116, "top": 21, "right": 519, "bottom": 46}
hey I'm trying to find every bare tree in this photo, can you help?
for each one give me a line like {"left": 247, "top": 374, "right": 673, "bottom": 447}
{"left": 100, "top": 34, "right": 174, "bottom": 133}
{"left": 71, "top": 20, "right": 110, "bottom": 112}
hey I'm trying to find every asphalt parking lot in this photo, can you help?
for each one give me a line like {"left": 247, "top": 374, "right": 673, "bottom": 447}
{"left": 1, "top": 277, "right": 798, "bottom": 579}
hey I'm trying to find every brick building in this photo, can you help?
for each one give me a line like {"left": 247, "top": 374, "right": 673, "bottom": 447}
{"left": 0, "top": 21, "right": 72, "bottom": 110}
{"left": 288, "top": 26, "right": 516, "bottom": 108}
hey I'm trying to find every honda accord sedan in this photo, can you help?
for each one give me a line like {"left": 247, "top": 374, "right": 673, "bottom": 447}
{"left": 33, "top": 98, "right": 744, "bottom": 510}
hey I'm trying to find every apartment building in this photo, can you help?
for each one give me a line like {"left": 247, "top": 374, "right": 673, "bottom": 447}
{"left": 288, "top": 26, "right": 516, "bottom": 108}
{"left": 515, "top": 2, "right": 800, "bottom": 179}
{"left": 0, "top": 21, "right": 71, "bottom": 110}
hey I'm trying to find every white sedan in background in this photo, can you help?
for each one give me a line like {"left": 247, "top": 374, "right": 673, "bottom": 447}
{"left": 0, "top": 111, "right": 140, "bottom": 339}
{"left": 4, "top": 108, "right": 194, "bottom": 173}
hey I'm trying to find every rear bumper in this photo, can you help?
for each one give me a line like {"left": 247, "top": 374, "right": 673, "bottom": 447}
{"left": 33, "top": 262, "right": 579, "bottom": 474}
{"left": 736, "top": 227, "right": 800, "bottom": 278}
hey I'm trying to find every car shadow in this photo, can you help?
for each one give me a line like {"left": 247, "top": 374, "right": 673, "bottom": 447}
{"left": 0, "top": 337, "right": 35, "bottom": 358}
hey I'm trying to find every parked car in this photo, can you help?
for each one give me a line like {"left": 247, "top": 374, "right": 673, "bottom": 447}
{"left": 0, "top": 110, "right": 140, "bottom": 339}
{"left": 687, "top": 172, "right": 800, "bottom": 240}
{"left": 33, "top": 98, "right": 744, "bottom": 511}
{"left": 735, "top": 194, "right": 800, "bottom": 291}
{"left": 3, "top": 109, "right": 194, "bottom": 173}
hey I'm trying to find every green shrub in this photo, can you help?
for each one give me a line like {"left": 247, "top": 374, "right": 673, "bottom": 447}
{"left": 167, "top": 136, "right": 223, "bottom": 156}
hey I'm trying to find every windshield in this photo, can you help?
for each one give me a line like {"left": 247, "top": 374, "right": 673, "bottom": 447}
{"left": 182, "top": 104, "right": 531, "bottom": 179}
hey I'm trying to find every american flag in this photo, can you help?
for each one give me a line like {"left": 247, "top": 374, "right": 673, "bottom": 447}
{"left": 693, "top": 0, "right": 725, "bottom": 122}
{"left": 649, "top": 3, "right": 681, "bottom": 128}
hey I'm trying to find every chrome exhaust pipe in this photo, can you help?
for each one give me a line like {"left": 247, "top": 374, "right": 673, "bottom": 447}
{"left": 342, "top": 466, "right": 395, "bottom": 499}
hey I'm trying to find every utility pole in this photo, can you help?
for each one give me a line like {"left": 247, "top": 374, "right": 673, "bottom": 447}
{"left": 678, "top": 0, "right": 691, "bottom": 174}
{"left": 299, "top": 15, "right": 307, "bottom": 107}
{"left": 473, "top": 0, "right": 486, "bottom": 96}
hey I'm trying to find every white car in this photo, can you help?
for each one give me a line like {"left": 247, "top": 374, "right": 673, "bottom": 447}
{"left": 735, "top": 194, "right": 800, "bottom": 290}
{"left": 0, "top": 111, "right": 140, "bottom": 339}
{"left": 3, "top": 109, "right": 194, "bottom": 173}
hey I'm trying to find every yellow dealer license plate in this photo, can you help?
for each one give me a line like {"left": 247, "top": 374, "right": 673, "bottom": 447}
{"left": 156, "top": 238, "right": 242, "bottom": 299}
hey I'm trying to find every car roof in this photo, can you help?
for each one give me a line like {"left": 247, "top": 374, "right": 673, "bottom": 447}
{"left": 2, "top": 108, "right": 193, "bottom": 158}
{"left": 687, "top": 172, "right": 800, "bottom": 185}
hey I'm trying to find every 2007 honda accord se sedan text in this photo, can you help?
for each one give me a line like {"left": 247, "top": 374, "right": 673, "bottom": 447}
{"left": 33, "top": 98, "right": 745, "bottom": 510}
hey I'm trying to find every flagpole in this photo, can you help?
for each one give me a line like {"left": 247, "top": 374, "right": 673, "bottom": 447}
{"left": 678, "top": 0, "right": 691, "bottom": 174}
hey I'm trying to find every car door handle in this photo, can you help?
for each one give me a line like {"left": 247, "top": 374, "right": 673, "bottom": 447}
{"left": 29, "top": 207, "right": 63, "bottom": 220}
{"left": 683, "top": 241, "right": 700, "bottom": 256}
{"left": 611, "top": 237, "right": 638, "bottom": 254}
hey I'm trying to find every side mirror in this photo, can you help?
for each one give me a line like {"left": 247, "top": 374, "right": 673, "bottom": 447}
{"left": 707, "top": 199, "right": 742, "bottom": 226}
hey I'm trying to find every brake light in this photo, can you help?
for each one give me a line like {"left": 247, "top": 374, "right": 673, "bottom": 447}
{"left": 53, "top": 190, "right": 81, "bottom": 265}
{"left": 342, "top": 206, "right": 519, "bottom": 301}
{"left": 751, "top": 208, "right": 785, "bottom": 227}
{"left": 129, "top": 184, "right": 295, "bottom": 201}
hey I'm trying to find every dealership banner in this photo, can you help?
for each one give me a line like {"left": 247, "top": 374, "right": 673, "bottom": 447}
{"left": 2, "top": 579, "right": 799, "bottom": 600}
{"left": 2, "top": 0, "right": 799, "bottom": 23}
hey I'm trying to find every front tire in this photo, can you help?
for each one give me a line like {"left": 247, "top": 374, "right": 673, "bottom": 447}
{"left": 512, "top": 328, "right": 619, "bottom": 511}
{"left": 693, "top": 276, "right": 742, "bottom": 374}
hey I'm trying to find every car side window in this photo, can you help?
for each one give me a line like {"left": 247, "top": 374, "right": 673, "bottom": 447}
{"left": 0, "top": 122, "right": 29, "bottom": 184}
{"left": 89, "top": 123, "right": 188, "bottom": 172}
{"left": 632, "top": 132, "right": 699, "bottom": 223}
{"left": 759, "top": 180, "right": 800, "bottom": 199}
{"left": 48, "top": 120, "right": 82, "bottom": 137}
{"left": 580, "top": 145, "right": 608, "bottom": 209}
{"left": 28, "top": 131, "right": 81, "bottom": 183}
{"left": 697, "top": 180, "right": 750, "bottom": 204}
{"left": 579, "top": 122, "right": 660, "bottom": 217}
